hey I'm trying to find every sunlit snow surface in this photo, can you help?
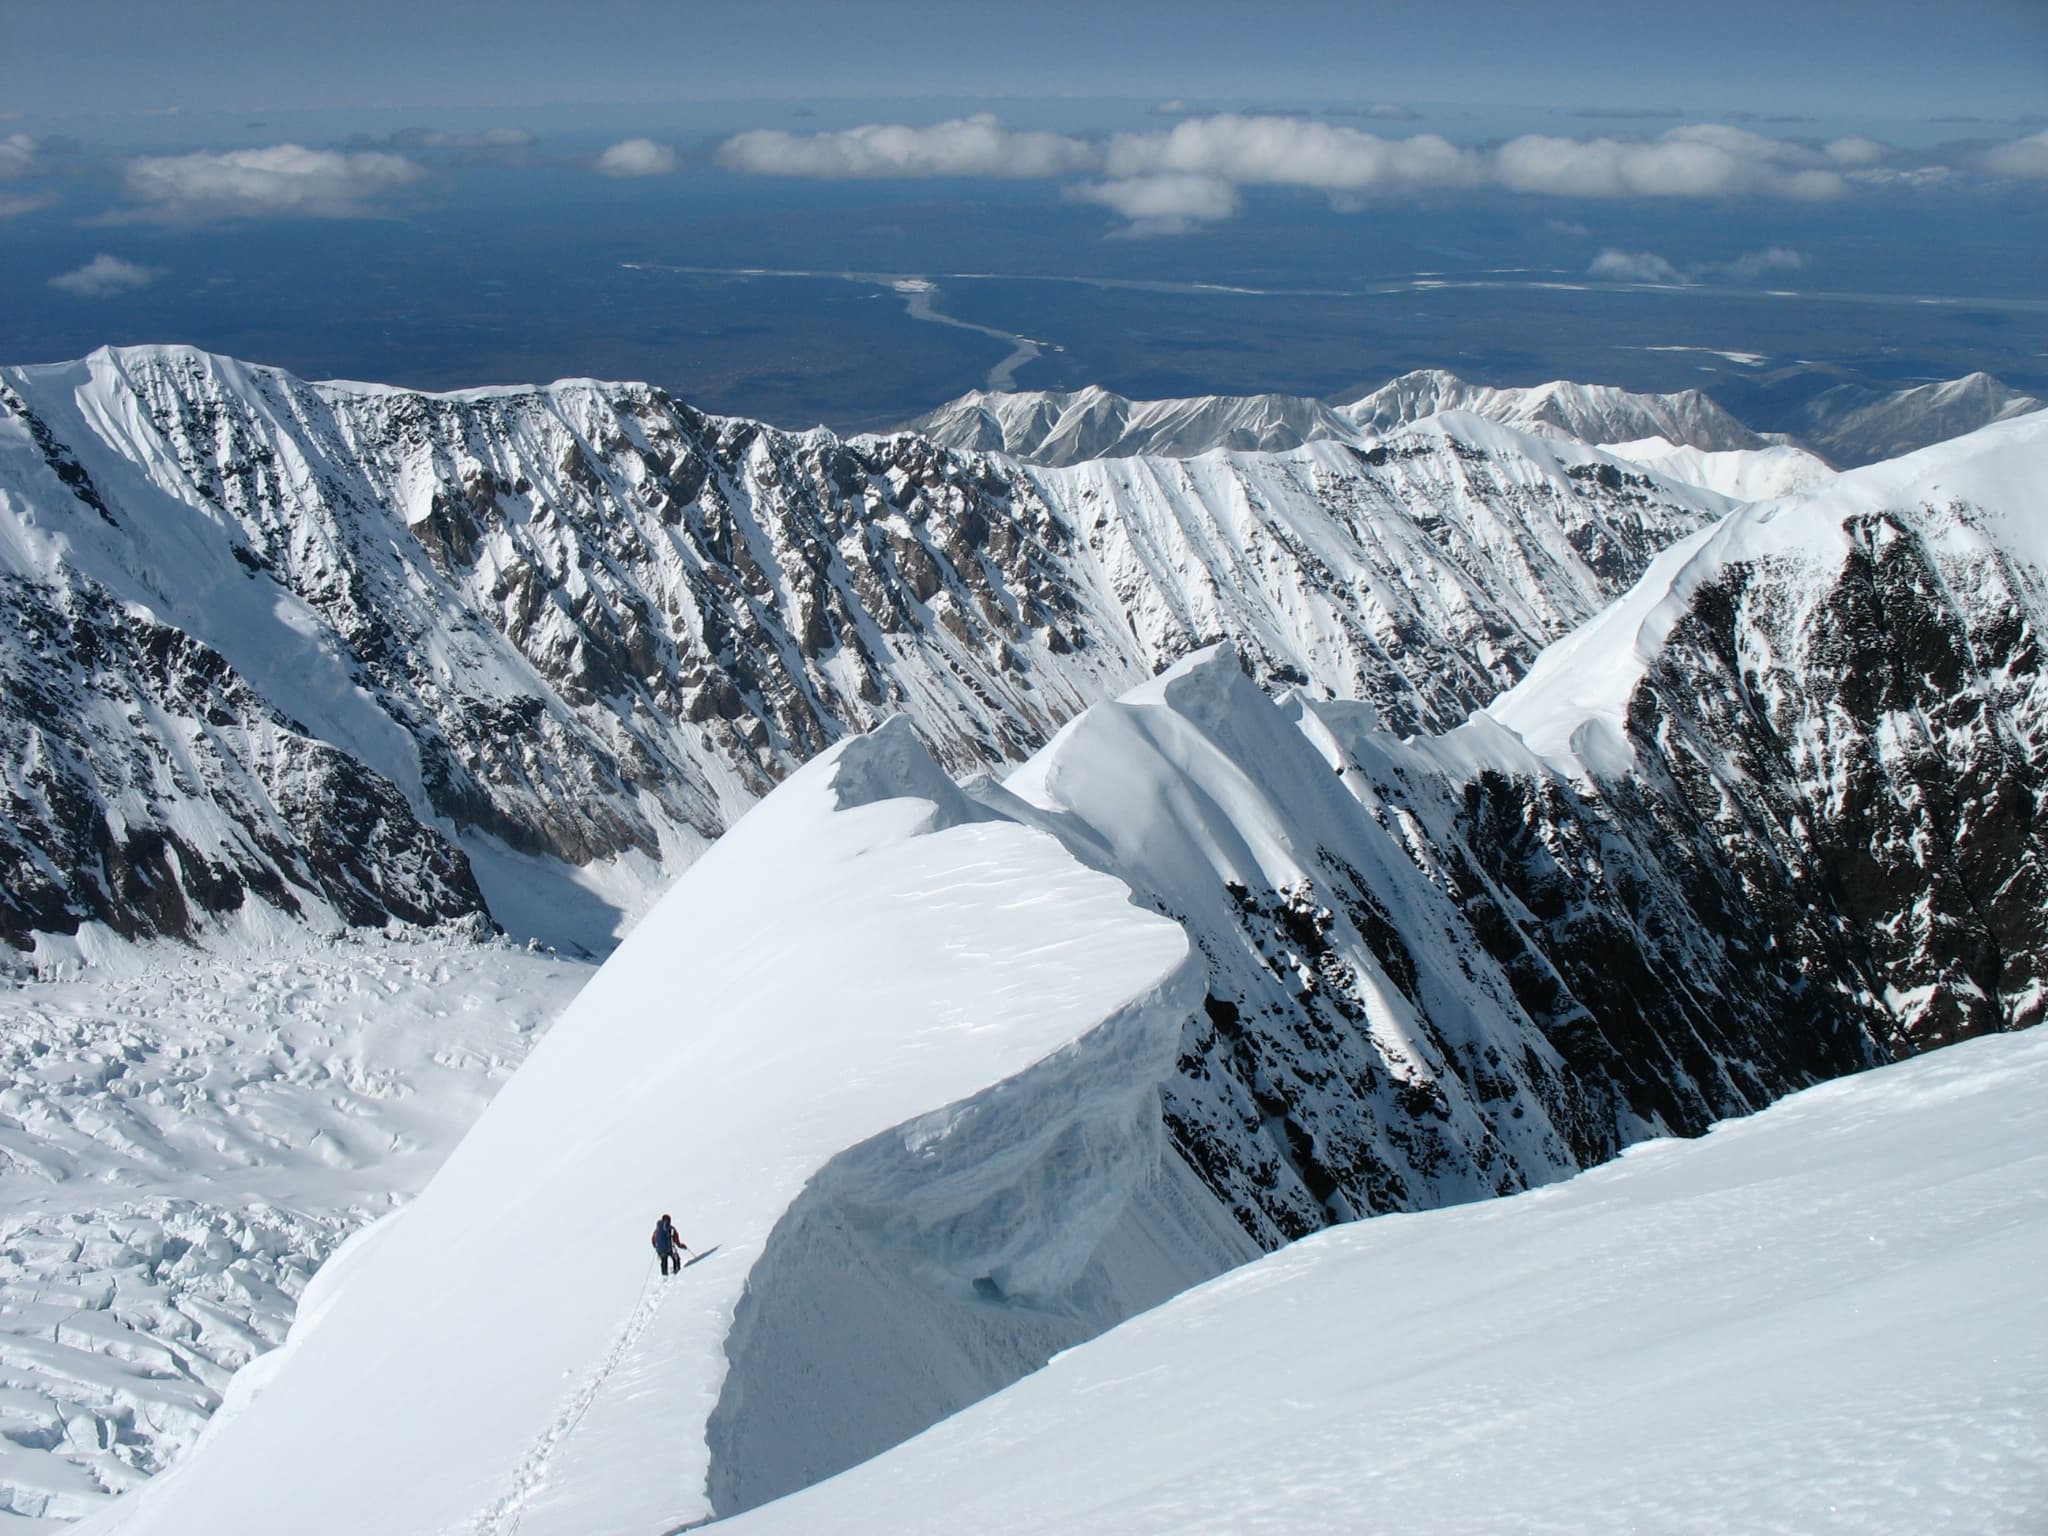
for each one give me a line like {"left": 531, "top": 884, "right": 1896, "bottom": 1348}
{"left": 723, "top": 1025, "right": 2048, "bottom": 1536}
{"left": 0, "top": 937, "right": 592, "bottom": 1524}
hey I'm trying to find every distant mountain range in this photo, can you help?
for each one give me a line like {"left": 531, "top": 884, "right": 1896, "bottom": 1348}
{"left": 0, "top": 346, "right": 1727, "bottom": 957}
{"left": 908, "top": 366, "right": 2043, "bottom": 470}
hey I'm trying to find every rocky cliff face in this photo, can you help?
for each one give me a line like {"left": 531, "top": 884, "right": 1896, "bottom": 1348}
{"left": 1057, "top": 414, "right": 2048, "bottom": 1246}
{"left": 0, "top": 347, "right": 1719, "bottom": 955}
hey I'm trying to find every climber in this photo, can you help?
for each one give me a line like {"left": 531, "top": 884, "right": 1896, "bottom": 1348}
{"left": 651, "top": 1213, "right": 689, "bottom": 1276}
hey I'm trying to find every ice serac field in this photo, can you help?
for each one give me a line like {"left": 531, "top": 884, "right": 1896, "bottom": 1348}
{"left": 0, "top": 936, "right": 592, "bottom": 1525}
{"left": 722, "top": 1026, "right": 2048, "bottom": 1536}
{"left": 74, "top": 719, "right": 1252, "bottom": 1536}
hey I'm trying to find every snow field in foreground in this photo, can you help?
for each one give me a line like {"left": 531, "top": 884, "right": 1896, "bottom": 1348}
{"left": 722, "top": 1025, "right": 2048, "bottom": 1536}
{"left": 0, "top": 936, "right": 593, "bottom": 1525}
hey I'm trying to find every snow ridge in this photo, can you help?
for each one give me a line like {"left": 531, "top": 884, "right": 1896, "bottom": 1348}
{"left": 72, "top": 717, "right": 1216, "bottom": 1536}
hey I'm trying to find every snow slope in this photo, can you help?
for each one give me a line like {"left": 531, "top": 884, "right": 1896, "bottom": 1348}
{"left": 74, "top": 718, "right": 1246, "bottom": 1536}
{"left": 1603, "top": 433, "right": 1835, "bottom": 502}
{"left": 720, "top": 1024, "right": 2048, "bottom": 1536}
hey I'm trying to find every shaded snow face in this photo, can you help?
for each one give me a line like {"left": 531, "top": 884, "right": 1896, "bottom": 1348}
{"left": 0, "top": 346, "right": 1718, "bottom": 955}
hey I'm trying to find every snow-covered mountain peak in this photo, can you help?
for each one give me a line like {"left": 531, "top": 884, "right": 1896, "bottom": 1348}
{"left": 1601, "top": 434, "right": 1836, "bottom": 502}
{"left": 1491, "top": 408, "right": 2048, "bottom": 769}
{"left": 1795, "top": 372, "right": 2046, "bottom": 466}
{"left": 1344, "top": 368, "right": 1766, "bottom": 452}
{"left": 905, "top": 382, "right": 1364, "bottom": 466}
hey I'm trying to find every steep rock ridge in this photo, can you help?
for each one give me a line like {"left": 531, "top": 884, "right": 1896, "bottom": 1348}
{"left": 1345, "top": 367, "right": 1767, "bottom": 452}
{"left": 907, "top": 384, "right": 1362, "bottom": 465}
{"left": 1793, "top": 371, "right": 2045, "bottom": 467}
{"left": 1481, "top": 412, "right": 2048, "bottom": 1046}
{"left": 0, "top": 347, "right": 1721, "bottom": 954}
{"left": 985, "top": 653, "right": 1606, "bottom": 1246}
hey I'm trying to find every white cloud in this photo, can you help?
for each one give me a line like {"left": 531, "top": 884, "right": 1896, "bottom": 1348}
{"left": 390, "top": 127, "right": 536, "bottom": 150}
{"left": 594, "top": 138, "right": 679, "bottom": 177}
{"left": 1984, "top": 129, "right": 2048, "bottom": 179}
{"left": 704, "top": 113, "right": 2003, "bottom": 236}
{"left": 0, "top": 191, "right": 54, "bottom": 219}
{"left": 50, "top": 253, "right": 161, "bottom": 297}
{"left": 0, "top": 133, "right": 35, "bottom": 179}
{"left": 1496, "top": 125, "right": 1846, "bottom": 199}
{"left": 1589, "top": 244, "right": 1808, "bottom": 285}
{"left": 1589, "top": 249, "right": 1690, "bottom": 284}
{"left": 1717, "top": 245, "right": 1807, "bottom": 279}
{"left": 1364, "top": 103, "right": 1420, "bottom": 122}
{"left": 120, "top": 144, "right": 425, "bottom": 220}
{"left": 716, "top": 114, "right": 1097, "bottom": 179}
{"left": 1069, "top": 173, "right": 1242, "bottom": 236}
{"left": 1824, "top": 136, "right": 1890, "bottom": 167}
{"left": 1105, "top": 115, "right": 1480, "bottom": 194}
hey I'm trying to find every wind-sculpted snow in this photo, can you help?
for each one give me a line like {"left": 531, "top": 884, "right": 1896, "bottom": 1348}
{"left": 987, "top": 651, "right": 1603, "bottom": 1243}
{"left": 73, "top": 721, "right": 1228, "bottom": 1536}
{"left": 717, "top": 1025, "right": 2048, "bottom": 1536}
{"left": 0, "top": 346, "right": 1721, "bottom": 955}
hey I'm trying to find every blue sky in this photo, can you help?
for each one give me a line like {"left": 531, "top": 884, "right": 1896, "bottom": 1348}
{"left": 8, "top": 1, "right": 2044, "bottom": 123}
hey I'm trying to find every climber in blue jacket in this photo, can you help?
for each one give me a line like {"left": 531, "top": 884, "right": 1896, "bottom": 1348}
{"left": 651, "top": 1213, "right": 689, "bottom": 1276}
